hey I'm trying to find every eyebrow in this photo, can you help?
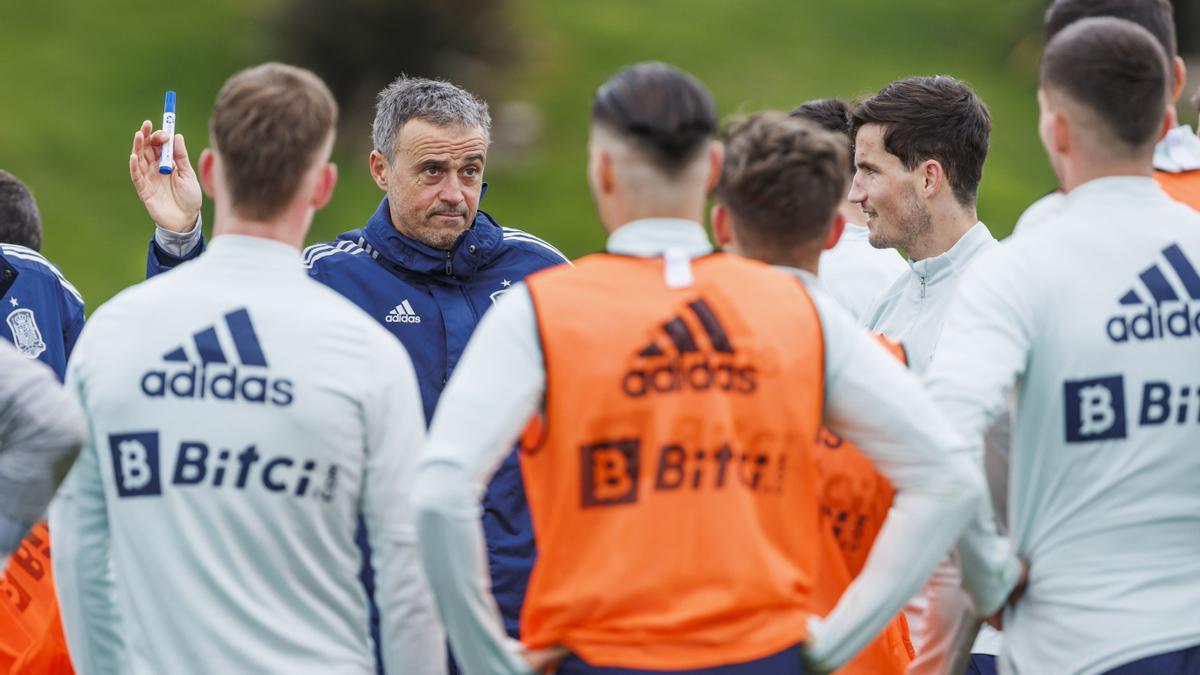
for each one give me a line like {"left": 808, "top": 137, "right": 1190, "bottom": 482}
{"left": 463, "top": 153, "right": 485, "bottom": 164}
{"left": 856, "top": 159, "right": 880, "bottom": 172}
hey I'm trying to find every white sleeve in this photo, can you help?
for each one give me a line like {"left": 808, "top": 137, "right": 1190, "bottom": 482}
{"left": 926, "top": 248, "right": 1029, "bottom": 616}
{"left": 412, "top": 285, "right": 544, "bottom": 675}
{"left": 361, "top": 337, "right": 447, "bottom": 675}
{"left": 154, "top": 213, "right": 203, "bottom": 257}
{"left": 802, "top": 288, "right": 986, "bottom": 672}
{"left": 49, "top": 353, "right": 127, "bottom": 675}
{"left": 0, "top": 344, "right": 84, "bottom": 554}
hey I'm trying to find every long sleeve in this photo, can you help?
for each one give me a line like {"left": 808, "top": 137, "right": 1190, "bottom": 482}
{"left": 145, "top": 216, "right": 204, "bottom": 278}
{"left": 0, "top": 342, "right": 84, "bottom": 555}
{"left": 413, "top": 285, "right": 545, "bottom": 675}
{"left": 360, "top": 338, "right": 447, "bottom": 675}
{"left": 802, "top": 288, "right": 986, "bottom": 672}
{"left": 926, "top": 248, "right": 1028, "bottom": 617}
{"left": 48, "top": 354, "right": 126, "bottom": 675}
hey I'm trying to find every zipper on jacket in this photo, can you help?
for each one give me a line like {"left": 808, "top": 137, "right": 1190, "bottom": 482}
{"left": 919, "top": 276, "right": 927, "bottom": 299}
{"left": 444, "top": 249, "right": 453, "bottom": 276}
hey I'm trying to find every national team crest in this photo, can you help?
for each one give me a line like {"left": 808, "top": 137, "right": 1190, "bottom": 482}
{"left": 6, "top": 308, "right": 46, "bottom": 359}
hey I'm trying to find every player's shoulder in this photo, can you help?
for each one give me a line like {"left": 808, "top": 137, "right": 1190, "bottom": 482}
{"left": 0, "top": 244, "right": 84, "bottom": 306}
{"left": 302, "top": 236, "right": 373, "bottom": 273}
{"left": 496, "top": 225, "right": 572, "bottom": 269}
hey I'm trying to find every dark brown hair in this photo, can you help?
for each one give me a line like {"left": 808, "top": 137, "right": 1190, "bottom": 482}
{"left": 1041, "top": 17, "right": 1169, "bottom": 150}
{"left": 210, "top": 63, "right": 338, "bottom": 220}
{"left": 0, "top": 170, "right": 41, "bottom": 251}
{"left": 791, "top": 98, "right": 852, "bottom": 178}
{"left": 715, "top": 112, "right": 849, "bottom": 248}
{"left": 850, "top": 76, "right": 990, "bottom": 207}
{"left": 591, "top": 62, "right": 717, "bottom": 174}
{"left": 1044, "top": 0, "right": 1176, "bottom": 58}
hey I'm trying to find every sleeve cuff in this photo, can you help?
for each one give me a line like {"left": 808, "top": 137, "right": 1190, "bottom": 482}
{"left": 154, "top": 213, "right": 203, "bottom": 258}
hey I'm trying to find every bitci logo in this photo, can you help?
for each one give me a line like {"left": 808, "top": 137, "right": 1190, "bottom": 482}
{"left": 1063, "top": 375, "right": 1127, "bottom": 443}
{"left": 580, "top": 439, "right": 640, "bottom": 507}
{"left": 110, "top": 431, "right": 163, "bottom": 497}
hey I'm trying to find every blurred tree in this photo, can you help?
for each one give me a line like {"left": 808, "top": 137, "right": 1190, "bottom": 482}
{"left": 267, "top": 0, "right": 519, "bottom": 147}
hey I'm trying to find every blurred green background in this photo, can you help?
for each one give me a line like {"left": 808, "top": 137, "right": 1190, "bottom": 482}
{"left": 1, "top": 0, "right": 1196, "bottom": 310}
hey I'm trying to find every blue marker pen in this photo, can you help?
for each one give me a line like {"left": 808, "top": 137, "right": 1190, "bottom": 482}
{"left": 158, "top": 90, "right": 177, "bottom": 175}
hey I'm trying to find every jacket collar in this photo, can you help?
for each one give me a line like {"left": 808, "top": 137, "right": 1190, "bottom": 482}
{"left": 606, "top": 218, "right": 713, "bottom": 258}
{"left": 361, "top": 194, "right": 504, "bottom": 279}
{"left": 1153, "top": 125, "right": 1200, "bottom": 173}
{"left": 908, "top": 221, "right": 995, "bottom": 281}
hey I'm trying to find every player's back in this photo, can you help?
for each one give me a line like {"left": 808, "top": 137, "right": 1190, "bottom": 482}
{"left": 995, "top": 178, "right": 1200, "bottom": 673}
{"left": 67, "top": 235, "right": 416, "bottom": 673}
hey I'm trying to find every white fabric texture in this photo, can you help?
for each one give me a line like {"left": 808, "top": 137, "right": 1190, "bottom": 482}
{"left": 50, "top": 235, "right": 444, "bottom": 675}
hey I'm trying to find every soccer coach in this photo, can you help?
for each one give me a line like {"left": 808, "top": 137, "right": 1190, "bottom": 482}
{"left": 129, "top": 75, "right": 569, "bottom": 669}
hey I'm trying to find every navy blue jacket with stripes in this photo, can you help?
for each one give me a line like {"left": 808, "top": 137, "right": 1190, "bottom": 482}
{"left": 146, "top": 195, "right": 569, "bottom": 645}
{"left": 0, "top": 243, "right": 86, "bottom": 382}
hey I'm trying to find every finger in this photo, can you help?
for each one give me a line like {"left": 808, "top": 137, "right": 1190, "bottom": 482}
{"left": 140, "top": 120, "right": 153, "bottom": 139}
{"left": 130, "top": 153, "right": 147, "bottom": 196}
{"left": 132, "top": 130, "right": 142, "bottom": 157}
{"left": 149, "top": 130, "right": 171, "bottom": 147}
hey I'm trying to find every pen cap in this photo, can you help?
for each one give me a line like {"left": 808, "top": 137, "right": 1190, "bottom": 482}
{"left": 164, "top": 90, "right": 176, "bottom": 114}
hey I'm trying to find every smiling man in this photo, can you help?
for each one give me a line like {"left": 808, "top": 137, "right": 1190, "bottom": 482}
{"left": 130, "top": 75, "right": 569, "bottom": 673}
{"left": 847, "top": 76, "right": 1004, "bottom": 675}
{"left": 850, "top": 76, "right": 996, "bottom": 372}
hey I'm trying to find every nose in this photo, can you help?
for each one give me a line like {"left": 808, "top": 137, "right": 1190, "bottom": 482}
{"left": 438, "top": 174, "right": 465, "bottom": 206}
{"left": 847, "top": 172, "right": 866, "bottom": 204}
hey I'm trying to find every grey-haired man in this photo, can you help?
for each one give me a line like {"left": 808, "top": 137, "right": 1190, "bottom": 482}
{"left": 130, "top": 75, "right": 569, "bottom": 672}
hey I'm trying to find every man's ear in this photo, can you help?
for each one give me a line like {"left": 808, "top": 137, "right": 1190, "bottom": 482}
{"left": 823, "top": 212, "right": 846, "bottom": 251}
{"left": 311, "top": 163, "right": 338, "bottom": 210}
{"left": 1051, "top": 111, "right": 1072, "bottom": 155}
{"left": 704, "top": 140, "right": 726, "bottom": 192}
{"left": 711, "top": 202, "right": 732, "bottom": 248}
{"left": 368, "top": 150, "right": 390, "bottom": 192}
{"left": 595, "top": 148, "right": 616, "bottom": 195}
{"left": 920, "top": 159, "right": 946, "bottom": 199}
{"left": 1171, "top": 56, "right": 1187, "bottom": 104}
{"left": 198, "top": 148, "right": 217, "bottom": 199}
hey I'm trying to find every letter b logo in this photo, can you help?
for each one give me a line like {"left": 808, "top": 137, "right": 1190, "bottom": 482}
{"left": 1064, "top": 376, "right": 1127, "bottom": 443}
{"left": 109, "top": 432, "right": 162, "bottom": 497}
{"left": 580, "top": 439, "right": 640, "bottom": 507}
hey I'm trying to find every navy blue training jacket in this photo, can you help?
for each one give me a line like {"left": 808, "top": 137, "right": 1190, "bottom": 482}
{"left": 0, "top": 243, "right": 86, "bottom": 381}
{"left": 146, "top": 196, "right": 568, "bottom": 661}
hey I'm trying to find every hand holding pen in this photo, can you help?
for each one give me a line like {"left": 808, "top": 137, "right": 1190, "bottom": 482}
{"left": 130, "top": 91, "right": 202, "bottom": 234}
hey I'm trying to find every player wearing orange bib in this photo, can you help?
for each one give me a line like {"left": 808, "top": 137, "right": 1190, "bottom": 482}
{"left": 710, "top": 112, "right": 913, "bottom": 675}
{"left": 0, "top": 523, "right": 73, "bottom": 674}
{"left": 413, "top": 63, "right": 987, "bottom": 675}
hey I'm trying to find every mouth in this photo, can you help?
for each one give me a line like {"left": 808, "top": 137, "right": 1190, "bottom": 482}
{"left": 431, "top": 212, "right": 467, "bottom": 225}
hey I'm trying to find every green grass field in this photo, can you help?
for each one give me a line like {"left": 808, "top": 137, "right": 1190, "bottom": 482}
{"left": 0, "top": 0, "right": 1057, "bottom": 310}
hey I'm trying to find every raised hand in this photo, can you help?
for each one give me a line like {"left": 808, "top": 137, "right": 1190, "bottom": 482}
{"left": 129, "top": 120, "right": 202, "bottom": 233}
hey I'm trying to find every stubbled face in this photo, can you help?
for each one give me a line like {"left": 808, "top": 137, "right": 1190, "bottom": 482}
{"left": 380, "top": 118, "right": 488, "bottom": 250}
{"left": 848, "top": 124, "right": 930, "bottom": 251}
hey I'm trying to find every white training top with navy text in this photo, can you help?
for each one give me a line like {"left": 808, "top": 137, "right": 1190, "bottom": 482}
{"left": 49, "top": 235, "right": 444, "bottom": 675}
{"left": 928, "top": 177, "right": 1200, "bottom": 675}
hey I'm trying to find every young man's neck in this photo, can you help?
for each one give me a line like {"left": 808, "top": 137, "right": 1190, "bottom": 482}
{"left": 213, "top": 204, "right": 309, "bottom": 250}
{"left": 738, "top": 243, "right": 822, "bottom": 275}
{"left": 1058, "top": 156, "right": 1154, "bottom": 193}
{"left": 907, "top": 202, "right": 978, "bottom": 261}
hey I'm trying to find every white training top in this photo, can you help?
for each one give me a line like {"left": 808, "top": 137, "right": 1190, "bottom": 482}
{"left": 820, "top": 223, "right": 909, "bottom": 321}
{"left": 928, "top": 176, "right": 1200, "bottom": 675}
{"left": 411, "top": 218, "right": 1000, "bottom": 674}
{"left": 860, "top": 222, "right": 997, "bottom": 375}
{"left": 50, "top": 235, "right": 444, "bottom": 675}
